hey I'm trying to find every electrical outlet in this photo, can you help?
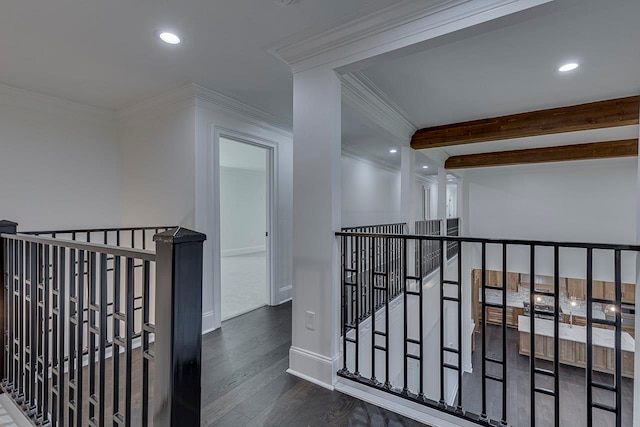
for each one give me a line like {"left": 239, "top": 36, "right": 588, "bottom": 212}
{"left": 305, "top": 311, "right": 316, "bottom": 330}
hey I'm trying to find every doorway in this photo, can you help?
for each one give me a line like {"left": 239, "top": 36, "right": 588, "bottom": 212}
{"left": 219, "top": 137, "right": 271, "bottom": 320}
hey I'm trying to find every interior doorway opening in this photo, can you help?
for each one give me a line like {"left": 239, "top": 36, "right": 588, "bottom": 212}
{"left": 219, "top": 137, "right": 271, "bottom": 320}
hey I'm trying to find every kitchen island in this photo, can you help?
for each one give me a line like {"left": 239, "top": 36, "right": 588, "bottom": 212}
{"left": 518, "top": 315, "right": 634, "bottom": 378}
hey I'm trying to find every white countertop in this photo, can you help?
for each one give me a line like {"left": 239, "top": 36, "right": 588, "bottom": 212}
{"left": 480, "top": 288, "right": 606, "bottom": 320}
{"left": 517, "top": 315, "right": 634, "bottom": 353}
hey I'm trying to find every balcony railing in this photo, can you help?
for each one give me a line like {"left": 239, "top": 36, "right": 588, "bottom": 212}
{"left": 0, "top": 221, "right": 205, "bottom": 427}
{"left": 336, "top": 230, "right": 638, "bottom": 427}
{"left": 415, "top": 219, "right": 442, "bottom": 277}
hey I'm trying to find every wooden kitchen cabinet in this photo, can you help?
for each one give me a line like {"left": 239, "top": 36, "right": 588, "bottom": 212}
{"left": 622, "top": 283, "right": 635, "bottom": 304}
{"left": 603, "top": 281, "right": 616, "bottom": 301}
{"left": 506, "top": 273, "right": 519, "bottom": 291}
{"left": 567, "top": 278, "right": 586, "bottom": 300}
{"left": 623, "top": 351, "right": 635, "bottom": 377}
{"left": 592, "top": 280, "right": 605, "bottom": 300}
{"left": 484, "top": 306, "right": 503, "bottom": 325}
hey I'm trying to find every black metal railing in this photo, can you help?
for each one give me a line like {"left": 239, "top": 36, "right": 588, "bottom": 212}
{"left": 0, "top": 221, "right": 205, "bottom": 427}
{"left": 336, "top": 231, "right": 638, "bottom": 427}
{"left": 341, "top": 223, "right": 407, "bottom": 234}
{"left": 446, "top": 218, "right": 460, "bottom": 259}
{"left": 340, "top": 223, "right": 406, "bottom": 326}
{"left": 25, "top": 225, "right": 175, "bottom": 251}
{"left": 415, "top": 219, "right": 441, "bottom": 277}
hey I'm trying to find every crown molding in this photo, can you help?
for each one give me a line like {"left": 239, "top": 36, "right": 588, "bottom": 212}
{"left": 342, "top": 72, "right": 416, "bottom": 143}
{"left": 0, "top": 82, "right": 115, "bottom": 124}
{"left": 193, "top": 84, "right": 293, "bottom": 136}
{"left": 118, "top": 84, "right": 196, "bottom": 123}
{"left": 342, "top": 146, "right": 400, "bottom": 173}
{"left": 270, "top": 0, "right": 553, "bottom": 73}
{"left": 118, "top": 83, "right": 293, "bottom": 136}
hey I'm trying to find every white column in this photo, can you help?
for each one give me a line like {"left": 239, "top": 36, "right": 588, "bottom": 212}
{"left": 400, "top": 147, "right": 416, "bottom": 233}
{"left": 288, "top": 66, "right": 342, "bottom": 389}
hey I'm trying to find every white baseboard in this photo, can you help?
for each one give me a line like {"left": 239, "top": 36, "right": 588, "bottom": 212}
{"left": 286, "top": 369, "right": 334, "bottom": 391}
{"left": 335, "top": 379, "right": 478, "bottom": 427}
{"left": 202, "top": 310, "right": 218, "bottom": 334}
{"left": 278, "top": 285, "right": 292, "bottom": 303}
{"left": 222, "top": 245, "right": 266, "bottom": 257}
{"left": 288, "top": 346, "right": 339, "bottom": 390}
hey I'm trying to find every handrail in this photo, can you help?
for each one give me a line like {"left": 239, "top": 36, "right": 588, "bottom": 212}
{"left": 0, "top": 232, "right": 156, "bottom": 261}
{"left": 341, "top": 222, "right": 406, "bottom": 231}
{"left": 23, "top": 225, "right": 175, "bottom": 235}
{"left": 335, "top": 232, "right": 640, "bottom": 251}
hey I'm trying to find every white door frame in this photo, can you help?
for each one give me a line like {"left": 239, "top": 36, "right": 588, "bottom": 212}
{"left": 211, "top": 126, "right": 279, "bottom": 325}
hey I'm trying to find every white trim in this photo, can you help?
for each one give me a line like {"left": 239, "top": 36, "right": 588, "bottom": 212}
{"left": 193, "top": 84, "right": 292, "bottom": 136}
{"left": 222, "top": 245, "right": 266, "bottom": 257}
{"left": 286, "top": 369, "right": 334, "bottom": 391}
{"left": 341, "top": 72, "right": 416, "bottom": 142}
{"left": 334, "top": 379, "right": 478, "bottom": 427}
{"left": 0, "top": 81, "right": 115, "bottom": 124}
{"left": 270, "top": 0, "right": 554, "bottom": 73}
{"left": 287, "top": 346, "right": 340, "bottom": 390}
{"left": 202, "top": 310, "right": 216, "bottom": 335}
{"left": 279, "top": 285, "right": 293, "bottom": 303}
{"left": 341, "top": 146, "right": 400, "bottom": 173}
{"left": 118, "top": 83, "right": 293, "bottom": 135}
{"left": 118, "top": 83, "right": 196, "bottom": 122}
{"left": 210, "top": 127, "right": 281, "bottom": 330}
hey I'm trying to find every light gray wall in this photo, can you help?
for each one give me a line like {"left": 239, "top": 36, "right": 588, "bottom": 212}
{"left": 341, "top": 154, "right": 402, "bottom": 228}
{"left": 120, "top": 103, "right": 196, "bottom": 228}
{"left": 464, "top": 157, "right": 638, "bottom": 282}
{"left": 0, "top": 84, "right": 122, "bottom": 230}
{"left": 220, "top": 167, "right": 267, "bottom": 255}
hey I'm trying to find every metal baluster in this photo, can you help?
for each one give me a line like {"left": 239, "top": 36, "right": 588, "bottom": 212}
{"left": 125, "top": 257, "right": 134, "bottom": 425}
{"left": 586, "top": 248, "right": 593, "bottom": 427}
{"left": 112, "top": 255, "right": 122, "bottom": 425}
{"left": 58, "top": 247, "right": 66, "bottom": 426}
{"left": 141, "top": 260, "right": 152, "bottom": 427}
{"left": 501, "top": 243, "right": 508, "bottom": 424}
{"left": 418, "top": 237, "right": 424, "bottom": 400}
{"left": 99, "top": 253, "right": 108, "bottom": 425}
{"left": 529, "top": 244, "right": 536, "bottom": 427}
{"left": 76, "top": 249, "right": 85, "bottom": 427}
{"left": 614, "top": 250, "right": 622, "bottom": 427}
{"left": 480, "top": 241, "right": 487, "bottom": 420}
{"left": 384, "top": 237, "right": 391, "bottom": 389}
{"left": 439, "top": 238, "right": 445, "bottom": 406}
{"left": 554, "top": 246, "right": 560, "bottom": 427}
{"left": 41, "top": 244, "right": 50, "bottom": 423}
{"left": 88, "top": 252, "right": 97, "bottom": 424}
{"left": 370, "top": 236, "right": 376, "bottom": 383}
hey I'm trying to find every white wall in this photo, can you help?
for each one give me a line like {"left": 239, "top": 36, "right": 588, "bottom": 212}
{"left": 464, "top": 157, "right": 638, "bottom": 282}
{"left": 194, "top": 91, "right": 294, "bottom": 332}
{"left": 0, "top": 84, "right": 122, "bottom": 230}
{"left": 119, "top": 102, "right": 196, "bottom": 228}
{"left": 119, "top": 84, "right": 294, "bottom": 333}
{"left": 220, "top": 167, "right": 267, "bottom": 255}
{"left": 341, "top": 154, "right": 402, "bottom": 227}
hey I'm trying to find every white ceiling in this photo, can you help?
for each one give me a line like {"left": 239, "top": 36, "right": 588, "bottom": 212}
{"left": 0, "top": 0, "right": 401, "bottom": 118}
{"left": 363, "top": 0, "right": 640, "bottom": 129}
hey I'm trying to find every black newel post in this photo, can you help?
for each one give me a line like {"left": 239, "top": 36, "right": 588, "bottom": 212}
{"left": 0, "top": 220, "right": 17, "bottom": 382}
{"left": 153, "top": 227, "right": 206, "bottom": 427}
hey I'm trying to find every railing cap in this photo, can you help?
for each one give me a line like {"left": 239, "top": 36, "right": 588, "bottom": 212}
{"left": 0, "top": 220, "right": 18, "bottom": 233}
{"left": 153, "top": 227, "right": 206, "bottom": 244}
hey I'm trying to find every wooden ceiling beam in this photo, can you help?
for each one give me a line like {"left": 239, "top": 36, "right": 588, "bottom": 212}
{"left": 444, "top": 139, "right": 638, "bottom": 169}
{"left": 411, "top": 96, "right": 640, "bottom": 149}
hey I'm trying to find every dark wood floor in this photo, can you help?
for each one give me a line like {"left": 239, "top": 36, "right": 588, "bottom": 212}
{"left": 461, "top": 324, "right": 634, "bottom": 427}
{"left": 201, "top": 301, "right": 424, "bottom": 426}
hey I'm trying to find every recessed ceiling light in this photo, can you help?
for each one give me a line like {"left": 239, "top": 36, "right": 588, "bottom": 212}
{"left": 389, "top": 149, "right": 397, "bottom": 153}
{"left": 422, "top": 165, "right": 429, "bottom": 169}
{"left": 558, "top": 62, "right": 579, "bottom": 72}
{"left": 159, "top": 32, "right": 181, "bottom": 45}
